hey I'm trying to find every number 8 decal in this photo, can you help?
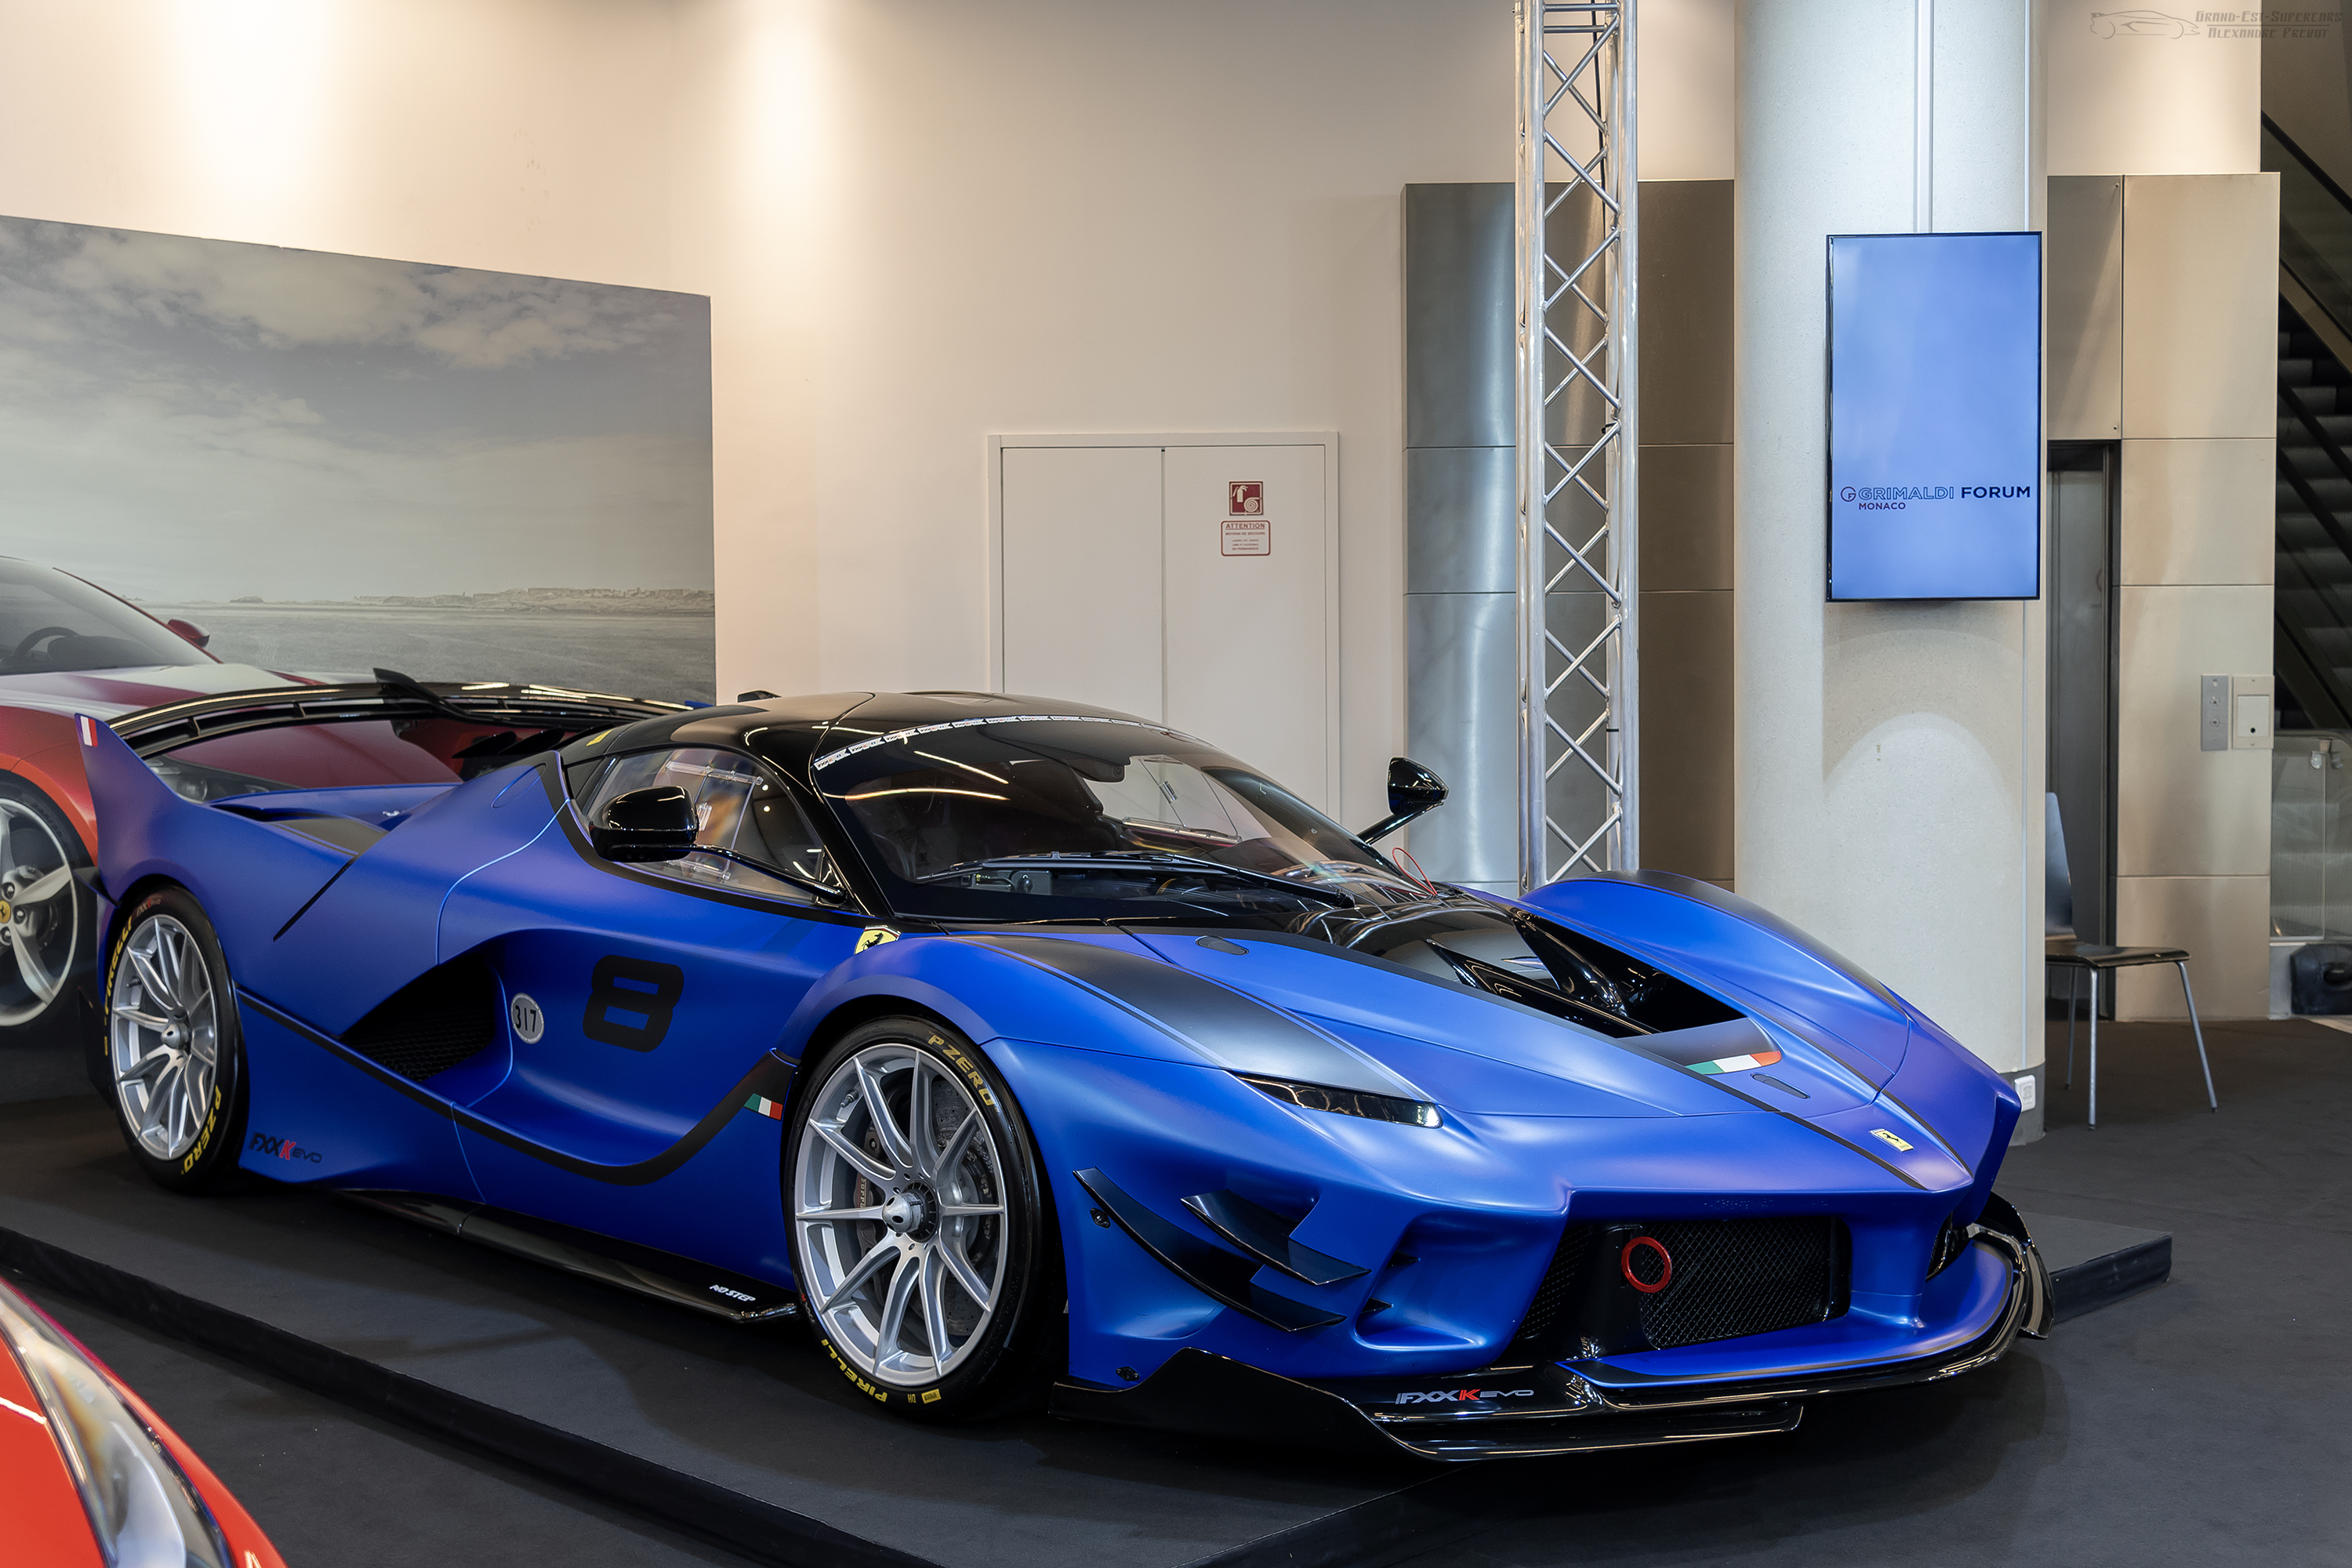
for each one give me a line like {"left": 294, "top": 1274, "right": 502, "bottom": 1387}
{"left": 583, "top": 954, "right": 685, "bottom": 1051}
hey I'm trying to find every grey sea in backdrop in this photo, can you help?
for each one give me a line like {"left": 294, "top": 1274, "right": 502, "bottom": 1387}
{"left": 141, "top": 602, "right": 717, "bottom": 706}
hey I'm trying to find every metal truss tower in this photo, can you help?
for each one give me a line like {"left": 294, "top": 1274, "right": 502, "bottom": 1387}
{"left": 1515, "top": 0, "right": 1637, "bottom": 889}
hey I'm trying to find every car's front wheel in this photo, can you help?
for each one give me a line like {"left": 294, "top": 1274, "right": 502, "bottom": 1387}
{"left": 785, "top": 1016, "right": 1060, "bottom": 1420}
{"left": 103, "top": 887, "right": 248, "bottom": 1191}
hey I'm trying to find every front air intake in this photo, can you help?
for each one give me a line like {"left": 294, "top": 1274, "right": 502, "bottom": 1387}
{"left": 1632, "top": 1217, "right": 1849, "bottom": 1349}
{"left": 343, "top": 956, "right": 499, "bottom": 1083}
{"left": 1512, "top": 1215, "right": 1850, "bottom": 1359}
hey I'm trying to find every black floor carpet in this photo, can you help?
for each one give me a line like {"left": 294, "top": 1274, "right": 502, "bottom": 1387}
{"left": 1400, "top": 1017, "right": 2352, "bottom": 1567}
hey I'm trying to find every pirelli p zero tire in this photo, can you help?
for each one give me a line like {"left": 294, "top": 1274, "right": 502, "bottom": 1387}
{"left": 786, "top": 1016, "right": 1061, "bottom": 1421}
{"left": 0, "top": 773, "right": 90, "bottom": 1040}
{"left": 103, "top": 886, "right": 248, "bottom": 1192}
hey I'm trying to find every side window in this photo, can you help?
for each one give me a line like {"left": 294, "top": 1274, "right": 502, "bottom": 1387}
{"left": 561, "top": 755, "right": 610, "bottom": 801}
{"left": 580, "top": 748, "right": 839, "bottom": 904}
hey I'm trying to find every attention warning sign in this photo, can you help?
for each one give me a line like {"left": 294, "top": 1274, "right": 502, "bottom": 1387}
{"left": 1221, "top": 517, "right": 1271, "bottom": 556}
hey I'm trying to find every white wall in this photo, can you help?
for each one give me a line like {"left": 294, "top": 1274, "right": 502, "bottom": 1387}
{"left": 0, "top": 0, "right": 1528, "bottom": 831}
{"left": 1640, "top": 0, "right": 1734, "bottom": 180}
{"left": 0, "top": 0, "right": 678, "bottom": 288}
{"left": 670, "top": 0, "right": 1514, "bottom": 829}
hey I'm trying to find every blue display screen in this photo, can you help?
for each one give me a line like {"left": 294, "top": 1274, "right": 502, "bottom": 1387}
{"left": 1828, "top": 232, "right": 2042, "bottom": 601}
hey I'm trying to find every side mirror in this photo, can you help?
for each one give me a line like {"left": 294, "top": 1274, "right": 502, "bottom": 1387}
{"left": 591, "top": 786, "right": 698, "bottom": 862}
{"left": 1357, "top": 757, "right": 1448, "bottom": 844}
{"left": 165, "top": 618, "right": 211, "bottom": 650}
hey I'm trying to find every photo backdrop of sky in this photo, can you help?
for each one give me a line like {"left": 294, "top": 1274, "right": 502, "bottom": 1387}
{"left": 0, "top": 217, "right": 713, "bottom": 605}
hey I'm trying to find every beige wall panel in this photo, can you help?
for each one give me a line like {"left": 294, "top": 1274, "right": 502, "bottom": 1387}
{"left": 1639, "top": 445, "right": 1732, "bottom": 592}
{"left": 1638, "top": 180, "right": 1733, "bottom": 445}
{"left": 2113, "top": 874, "right": 2270, "bottom": 1019}
{"left": 2119, "top": 437, "right": 2277, "bottom": 586}
{"left": 2119, "top": 175, "right": 2280, "bottom": 440}
{"left": 1639, "top": 588, "right": 1733, "bottom": 882}
{"left": 2049, "top": 0, "right": 2259, "bottom": 176}
{"left": 2116, "top": 585, "right": 2274, "bottom": 877}
{"left": 2045, "top": 176, "right": 2122, "bottom": 440}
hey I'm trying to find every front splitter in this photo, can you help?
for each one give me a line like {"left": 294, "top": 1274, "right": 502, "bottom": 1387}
{"left": 1051, "top": 1222, "right": 2049, "bottom": 1462}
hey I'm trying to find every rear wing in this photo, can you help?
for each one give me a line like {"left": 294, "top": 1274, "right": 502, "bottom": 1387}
{"left": 107, "top": 678, "right": 689, "bottom": 761}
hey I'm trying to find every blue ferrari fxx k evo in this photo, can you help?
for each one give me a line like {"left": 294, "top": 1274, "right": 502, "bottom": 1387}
{"left": 79, "top": 684, "right": 2051, "bottom": 1461}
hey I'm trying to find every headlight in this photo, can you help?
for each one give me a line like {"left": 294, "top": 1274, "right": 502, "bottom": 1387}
{"left": 0, "top": 1287, "right": 231, "bottom": 1568}
{"left": 1236, "top": 1073, "right": 1442, "bottom": 1127}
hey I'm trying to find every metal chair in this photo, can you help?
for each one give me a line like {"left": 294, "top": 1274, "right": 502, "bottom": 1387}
{"left": 2043, "top": 793, "right": 2216, "bottom": 1127}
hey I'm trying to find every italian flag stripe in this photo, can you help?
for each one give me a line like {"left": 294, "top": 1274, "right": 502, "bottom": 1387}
{"left": 744, "top": 1094, "right": 785, "bottom": 1120}
{"left": 1690, "top": 1048, "right": 1783, "bottom": 1075}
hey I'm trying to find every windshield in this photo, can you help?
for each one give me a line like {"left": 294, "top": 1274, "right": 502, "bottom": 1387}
{"left": 0, "top": 559, "right": 209, "bottom": 675}
{"left": 815, "top": 717, "right": 1427, "bottom": 925}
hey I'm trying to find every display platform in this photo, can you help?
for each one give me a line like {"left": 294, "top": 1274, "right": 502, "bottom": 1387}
{"left": 0, "top": 1096, "right": 1507, "bottom": 1568}
{"left": 2021, "top": 1210, "right": 2172, "bottom": 1321}
{"left": 0, "top": 1098, "right": 2172, "bottom": 1568}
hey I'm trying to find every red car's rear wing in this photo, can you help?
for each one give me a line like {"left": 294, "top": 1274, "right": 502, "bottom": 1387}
{"left": 106, "top": 677, "right": 688, "bottom": 760}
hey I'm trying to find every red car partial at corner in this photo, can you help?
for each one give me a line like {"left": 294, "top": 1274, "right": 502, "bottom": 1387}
{"left": 0, "top": 1276, "right": 285, "bottom": 1567}
{"left": 0, "top": 556, "right": 302, "bottom": 1040}
{"left": 2, "top": 555, "right": 502, "bottom": 1043}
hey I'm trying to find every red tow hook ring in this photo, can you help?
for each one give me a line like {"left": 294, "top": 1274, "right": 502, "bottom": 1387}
{"left": 1621, "top": 1235, "right": 1672, "bottom": 1294}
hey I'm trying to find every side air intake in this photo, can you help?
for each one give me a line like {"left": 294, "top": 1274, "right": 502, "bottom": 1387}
{"left": 343, "top": 957, "right": 499, "bottom": 1083}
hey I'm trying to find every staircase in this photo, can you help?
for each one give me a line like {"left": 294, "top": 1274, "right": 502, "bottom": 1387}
{"left": 2267, "top": 115, "right": 2352, "bottom": 728}
{"left": 2275, "top": 303, "right": 2352, "bottom": 728}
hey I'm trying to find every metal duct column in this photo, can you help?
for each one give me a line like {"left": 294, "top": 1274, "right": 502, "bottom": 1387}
{"left": 1403, "top": 183, "right": 1517, "bottom": 892}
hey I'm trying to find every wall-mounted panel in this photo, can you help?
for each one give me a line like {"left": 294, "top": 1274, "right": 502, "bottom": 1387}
{"left": 2118, "top": 437, "right": 2276, "bottom": 587}
{"left": 1403, "top": 591, "right": 1519, "bottom": 888}
{"left": 2045, "top": 175, "right": 2122, "bottom": 440}
{"left": 1405, "top": 446, "right": 1515, "bottom": 595}
{"left": 1403, "top": 183, "right": 1514, "bottom": 451}
{"left": 2120, "top": 174, "right": 2281, "bottom": 440}
{"left": 2114, "top": 873, "right": 2270, "bottom": 1019}
{"left": 1639, "top": 445, "right": 1733, "bottom": 593}
{"left": 1638, "top": 180, "right": 1734, "bottom": 446}
{"left": 2115, "top": 583, "right": 2274, "bottom": 877}
{"left": 1639, "top": 589, "right": 1734, "bottom": 881}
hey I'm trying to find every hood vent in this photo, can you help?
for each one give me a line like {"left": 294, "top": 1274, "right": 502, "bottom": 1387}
{"left": 1345, "top": 908, "right": 1739, "bottom": 1038}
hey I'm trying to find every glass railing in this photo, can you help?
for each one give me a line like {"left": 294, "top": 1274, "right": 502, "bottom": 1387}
{"left": 2273, "top": 732, "right": 2352, "bottom": 940}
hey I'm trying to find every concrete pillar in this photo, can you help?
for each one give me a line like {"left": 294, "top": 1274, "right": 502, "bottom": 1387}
{"left": 1732, "top": 1, "right": 2048, "bottom": 1128}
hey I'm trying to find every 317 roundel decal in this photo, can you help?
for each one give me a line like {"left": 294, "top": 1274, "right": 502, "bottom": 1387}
{"left": 583, "top": 955, "right": 685, "bottom": 1051}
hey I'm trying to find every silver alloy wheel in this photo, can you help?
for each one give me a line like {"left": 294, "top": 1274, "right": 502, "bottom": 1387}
{"left": 0, "top": 796, "right": 78, "bottom": 1027}
{"left": 107, "top": 915, "right": 220, "bottom": 1160}
{"left": 793, "top": 1041, "right": 1009, "bottom": 1387}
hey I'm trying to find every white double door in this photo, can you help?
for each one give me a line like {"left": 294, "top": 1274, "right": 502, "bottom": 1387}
{"left": 996, "top": 437, "right": 1336, "bottom": 810}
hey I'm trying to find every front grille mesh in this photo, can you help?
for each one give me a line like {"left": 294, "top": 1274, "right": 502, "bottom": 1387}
{"left": 1635, "top": 1217, "right": 1844, "bottom": 1348}
{"left": 1508, "top": 1215, "right": 1847, "bottom": 1356}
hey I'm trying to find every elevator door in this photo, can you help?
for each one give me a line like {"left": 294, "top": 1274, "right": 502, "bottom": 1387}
{"left": 2048, "top": 443, "right": 2119, "bottom": 1004}
{"left": 996, "top": 437, "right": 1338, "bottom": 811}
